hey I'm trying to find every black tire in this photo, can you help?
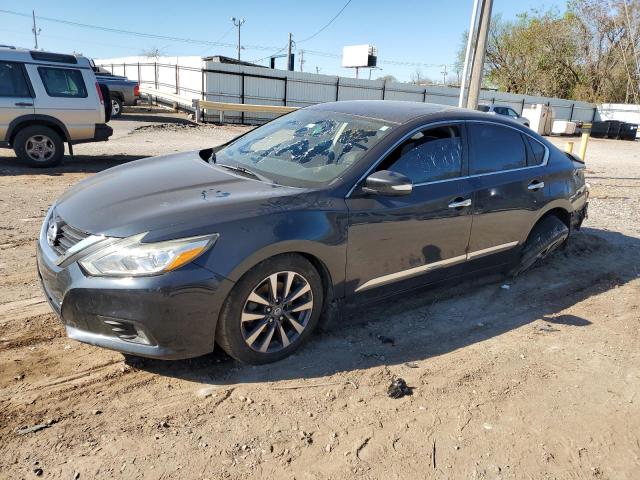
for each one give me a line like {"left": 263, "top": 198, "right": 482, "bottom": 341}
{"left": 110, "top": 97, "right": 123, "bottom": 118}
{"left": 13, "top": 125, "right": 64, "bottom": 168}
{"left": 216, "top": 254, "right": 324, "bottom": 364}
{"left": 99, "top": 83, "right": 112, "bottom": 122}
{"left": 510, "top": 215, "right": 569, "bottom": 277}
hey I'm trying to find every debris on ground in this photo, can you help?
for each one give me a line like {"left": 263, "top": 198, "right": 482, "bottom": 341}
{"left": 387, "top": 378, "right": 413, "bottom": 399}
{"left": 501, "top": 284, "right": 511, "bottom": 290}
{"left": 377, "top": 335, "right": 395, "bottom": 345}
{"left": 15, "top": 419, "right": 57, "bottom": 435}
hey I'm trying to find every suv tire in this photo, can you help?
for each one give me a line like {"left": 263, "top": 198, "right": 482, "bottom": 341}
{"left": 14, "top": 126, "right": 64, "bottom": 168}
{"left": 511, "top": 215, "right": 569, "bottom": 277}
{"left": 216, "top": 254, "right": 323, "bottom": 364}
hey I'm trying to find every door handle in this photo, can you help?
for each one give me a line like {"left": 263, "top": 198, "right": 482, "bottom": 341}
{"left": 15, "top": 102, "right": 34, "bottom": 107}
{"left": 448, "top": 198, "right": 472, "bottom": 208}
{"left": 527, "top": 180, "right": 545, "bottom": 191}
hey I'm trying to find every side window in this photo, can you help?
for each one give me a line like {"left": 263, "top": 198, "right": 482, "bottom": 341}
{"left": 379, "top": 125, "right": 463, "bottom": 184}
{"left": 0, "top": 62, "right": 31, "bottom": 97}
{"left": 526, "top": 136, "right": 546, "bottom": 166}
{"left": 493, "top": 107, "right": 506, "bottom": 115}
{"left": 469, "top": 123, "right": 527, "bottom": 174}
{"left": 507, "top": 108, "right": 519, "bottom": 118}
{"left": 38, "top": 67, "right": 87, "bottom": 98}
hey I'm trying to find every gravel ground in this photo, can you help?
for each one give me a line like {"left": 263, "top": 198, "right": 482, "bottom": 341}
{"left": 0, "top": 107, "right": 639, "bottom": 479}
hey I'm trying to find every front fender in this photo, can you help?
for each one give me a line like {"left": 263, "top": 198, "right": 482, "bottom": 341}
{"left": 195, "top": 207, "right": 349, "bottom": 299}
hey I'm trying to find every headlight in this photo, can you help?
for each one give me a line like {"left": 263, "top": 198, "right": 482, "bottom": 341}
{"left": 79, "top": 233, "right": 218, "bottom": 277}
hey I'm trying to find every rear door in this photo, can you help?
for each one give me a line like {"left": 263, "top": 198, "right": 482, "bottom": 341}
{"left": 0, "top": 61, "right": 34, "bottom": 141}
{"left": 466, "top": 121, "right": 548, "bottom": 258}
{"left": 345, "top": 122, "right": 473, "bottom": 296}
{"left": 26, "top": 64, "right": 100, "bottom": 141}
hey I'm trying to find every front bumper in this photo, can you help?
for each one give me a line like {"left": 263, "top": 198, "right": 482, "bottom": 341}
{"left": 37, "top": 237, "right": 234, "bottom": 360}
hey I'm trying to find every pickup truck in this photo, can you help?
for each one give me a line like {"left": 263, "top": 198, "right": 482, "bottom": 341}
{"left": 94, "top": 69, "right": 139, "bottom": 118}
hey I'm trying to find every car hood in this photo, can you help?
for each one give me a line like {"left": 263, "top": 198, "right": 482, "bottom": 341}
{"left": 54, "top": 151, "right": 303, "bottom": 239}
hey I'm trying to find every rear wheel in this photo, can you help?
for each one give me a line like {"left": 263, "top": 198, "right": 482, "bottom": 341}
{"left": 216, "top": 254, "right": 323, "bottom": 364}
{"left": 111, "top": 97, "right": 123, "bottom": 118}
{"left": 13, "top": 125, "right": 64, "bottom": 168}
{"left": 511, "top": 215, "right": 569, "bottom": 277}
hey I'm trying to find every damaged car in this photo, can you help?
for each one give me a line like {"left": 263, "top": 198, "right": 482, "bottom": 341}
{"left": 37, "top": 100, "right": 589, "bottom": 364}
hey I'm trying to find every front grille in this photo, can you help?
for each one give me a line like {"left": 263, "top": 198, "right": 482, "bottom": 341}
{"left": 52, "top": 222, "right": 89, "bottom": 256}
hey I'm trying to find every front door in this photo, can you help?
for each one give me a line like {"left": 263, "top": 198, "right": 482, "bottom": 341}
{"left": 0, "top": 61, "right": 34, "bottom": 141}
{"left": 345, "top": 123, "right": 473, "bottom": 296}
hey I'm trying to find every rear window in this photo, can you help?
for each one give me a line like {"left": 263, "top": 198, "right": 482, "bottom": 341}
{"left": 469, "top": 123, "right": 527, "bottom": 174}
{"left": 476, "top": 105, "right": 490, "bottom": 112}
{"left": 526, "top": 137, "right": 546, "bottom": 166}
{"left": 38, "top": 67, "right": 87, "bottom": 98}
{"left": 0, "top": 62, "right": 31, "bottom": 97}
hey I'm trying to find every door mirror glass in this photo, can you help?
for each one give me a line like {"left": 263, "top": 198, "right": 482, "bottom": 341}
{"left": 362, "top": 170, "right": 412, "bottom": 196}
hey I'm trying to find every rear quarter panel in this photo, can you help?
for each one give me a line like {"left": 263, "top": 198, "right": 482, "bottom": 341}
{"left": 27, "top": 64, "right": 103, "bottom": 141}
{"left": 529, "top": 145, "right": 588, "bottom": 234}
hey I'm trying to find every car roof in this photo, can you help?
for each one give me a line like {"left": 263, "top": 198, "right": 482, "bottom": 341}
{"left": 307, "top": 100, "right": 461, "bottom": 124}
{"left": 306, "top": 100, "right": 530, "bottom": 128}
{"left": 0, "top": 46, "right": 92, "bottom": 68}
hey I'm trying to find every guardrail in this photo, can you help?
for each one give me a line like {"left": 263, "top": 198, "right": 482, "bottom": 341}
{"left": 192, "top": 99, "right": 297, "bottom": 123}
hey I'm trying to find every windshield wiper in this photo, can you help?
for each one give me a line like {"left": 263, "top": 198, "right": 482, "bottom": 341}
{"left": 216, "top": 163, "right": 271, "bottom": 183}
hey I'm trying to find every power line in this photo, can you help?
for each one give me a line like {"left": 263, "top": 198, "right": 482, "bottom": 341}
{"left": 0, "top": 8, "right": 281, "bottom": 52}
{"left": 297, "top": 0, "right": 353, "bottom": 43}
{"left": 1, "top": 8, "right": 457, "bottom": 74}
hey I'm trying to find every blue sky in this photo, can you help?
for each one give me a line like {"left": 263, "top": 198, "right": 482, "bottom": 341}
{"left": 1, "top": 0, "right": 566, "bottom": 82}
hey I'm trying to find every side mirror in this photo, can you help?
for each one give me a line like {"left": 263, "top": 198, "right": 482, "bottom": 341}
{"left": 361, "top": 170, "right": 412, "bottom": 197}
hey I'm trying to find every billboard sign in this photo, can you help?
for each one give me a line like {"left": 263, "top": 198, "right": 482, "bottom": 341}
{"left": 342, "top": 45, "right": 378, "bottom": 68}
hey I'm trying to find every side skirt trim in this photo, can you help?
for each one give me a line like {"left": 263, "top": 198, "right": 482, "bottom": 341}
{"left": 355, "top": 241, "right": 519, "bottom": 292}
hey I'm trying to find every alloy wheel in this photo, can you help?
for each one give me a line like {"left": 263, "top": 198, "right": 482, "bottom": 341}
{"left": 240, "top": 271, "right": 314, "bottom": 353}
{"left": 25, "top": 135, "right": 55, "bottom": 162}
{"left": 111, "top": 99, "right": 121, "bottom": 116}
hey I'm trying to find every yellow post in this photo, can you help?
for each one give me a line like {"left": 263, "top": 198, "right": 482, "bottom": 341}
{"left": 578, "top": 132, "right": 589, "bottom": 160}
{"left": 565, "top": 141, "right": 574, "bottom": 153}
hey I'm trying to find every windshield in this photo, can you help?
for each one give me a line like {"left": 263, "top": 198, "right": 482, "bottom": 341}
{"left": 214, "top": 109, "right": 395, "bottom": 187}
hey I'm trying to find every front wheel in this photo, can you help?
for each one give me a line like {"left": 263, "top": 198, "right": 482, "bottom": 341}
{"left": 510, "top": 215, "right": 569, "bottom": 277}
{"left": 216, "top": 254, "right": 323, "bottom": 364}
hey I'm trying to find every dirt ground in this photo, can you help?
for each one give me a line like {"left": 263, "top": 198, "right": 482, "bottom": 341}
{"left": 0, "top": 107, "right": 639, "bottom": 479}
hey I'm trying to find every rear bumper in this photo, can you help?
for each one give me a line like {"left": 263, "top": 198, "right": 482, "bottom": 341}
{"left": 70, "top": 124, "right": 113, "bottom": 145}
{"left": 94, "top": 123, "right": 113, "bottom": 142}
{"left": 36, "top": 238, "right": 234, "bottom": 360}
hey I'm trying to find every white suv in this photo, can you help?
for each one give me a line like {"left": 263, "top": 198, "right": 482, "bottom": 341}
{"left": 0, "top": 46, "right": 112, "bottom": 167}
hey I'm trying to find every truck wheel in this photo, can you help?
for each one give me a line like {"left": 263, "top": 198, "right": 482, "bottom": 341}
{"left": 216, "top": 254, "right": 323, "bottom": 364}
{"left": 111, "top": 97, "right": 123, "bottom": 118}
{"left": 510, "top": 215, "right": 569, "bottom": 277}
{"left": 13, "top": 126, "right": 64, "bottom": 168}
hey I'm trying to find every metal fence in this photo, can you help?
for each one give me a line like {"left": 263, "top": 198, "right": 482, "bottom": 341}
{"left": 101, "top": 60, "right": 598, "bottom": 125}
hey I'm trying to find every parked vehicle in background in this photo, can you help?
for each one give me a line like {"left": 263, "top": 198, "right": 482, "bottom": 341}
{"left": 477, "top": 104, "right": 530, "bottom": 127}
{"left": 38, "top": 101, "right": 589, "bottom": 364}
{"left": 0, "top": 46, "right": 112, "bottom": 167}
{"left": 94, "top": 67, "right": 139, "bottom": 118}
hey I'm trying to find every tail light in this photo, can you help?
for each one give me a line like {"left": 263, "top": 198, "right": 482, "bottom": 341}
{"left": 95, "top": 82, "right": 104, "bottom": 104}
{"left": 134, "top": 84, "right": 140, "bottom": 97}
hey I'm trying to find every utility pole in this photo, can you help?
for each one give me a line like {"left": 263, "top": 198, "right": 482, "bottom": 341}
{"left": 31, "top": 10, "right": 41, "bottom": 50}
{"left": 440, "top": 64, "right": 448, "bottom": 85}
{"left": 466, "top": 0, "right": 493, "bottom": 110}
{"left": 231, "top": 17, "right": 245, "bottom": 61}
{"left": 287, "top": 32, "right": 293, "bottom": 71}
{"left": 458, "top": 0, "right": 480, "bottom": 107}
{"left": 299, "top": 49, "right": 304, "bottom": 72}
